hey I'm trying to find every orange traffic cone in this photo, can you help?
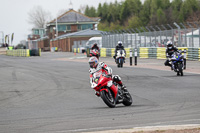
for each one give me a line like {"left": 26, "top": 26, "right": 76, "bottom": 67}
{"left": 74, "top": 52, "right": 76, "bottom": 56}
{"left": 84, "top": 52, "right": 86, "bottom": 55}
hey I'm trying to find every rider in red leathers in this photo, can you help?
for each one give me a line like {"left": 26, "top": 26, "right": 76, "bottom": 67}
{"left": 88, "top": 56, "right": 127, "bottom": 96}
{"left": 90, "top": 43, "right": 100, "bottom": 59}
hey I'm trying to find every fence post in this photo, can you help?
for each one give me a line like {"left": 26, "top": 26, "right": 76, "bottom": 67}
{"left": 134, "top": 48, "right": 137, "bottom": 66}
{"left": 167, "top": 24, "right": 174, "bottom": 45}
{"left": 173, "top": 22, "right": 181, "bottom": 47}
{"left": 150, "top": 26, "right": 157, "bottom": 47}
{"left": 136, "top": 28, "right": 141, "bottom": 47}
{"left": 131, "top": 29, "right": 137, "bottom": 49}
{"left": 130, "top": 49, "right": 132, "bottom": 66}
{"left": 187, "top": 22, "right": 194, "bottom": 47}
{"left": 161, "top": 25, "right": 168, "bottom": 44}
{"left": 194, "top": 22, "right": 200, "bottom": 47}
{"left": 156, "top": 25, "right": 162, "bottom": 47}
{"left": 180, "top": 23, "right": 187, "bottom": 47}
{"left": 140, "top": 27, "right": 147, "bottom": 47}
{"left": 146, "top": 26, "right": 151, "bottom": 47}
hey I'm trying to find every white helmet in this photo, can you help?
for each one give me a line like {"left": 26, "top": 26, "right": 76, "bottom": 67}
{"left": 118, "top": 41, "right": 123, "bottom": 47}
{"left": 88, "top": 57, "right": 98, "bottom": 68}
{"left": 166, "top": 41, "right": 173, "bottom": 49}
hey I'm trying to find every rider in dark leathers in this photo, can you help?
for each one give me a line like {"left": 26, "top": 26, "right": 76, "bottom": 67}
{"left": 164, "top": 41, "right": 178, "bottom": 68}
{"left": 113, "top": 41, "right": 126, "bottom": 62}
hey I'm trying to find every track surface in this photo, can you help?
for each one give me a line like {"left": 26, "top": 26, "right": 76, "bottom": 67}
{"left": 0, "top": 53, "right": 200, "bottom": 133}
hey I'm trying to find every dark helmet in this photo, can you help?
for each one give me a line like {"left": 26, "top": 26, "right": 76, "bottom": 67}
{"left": 118, "top": 41, "right": 123, "bottom": 47}
{"left": 93, "top": 43, "right": 98, "bottom": 47}
{"left": 166, "top": 41, "right": 173, "bottom": 49}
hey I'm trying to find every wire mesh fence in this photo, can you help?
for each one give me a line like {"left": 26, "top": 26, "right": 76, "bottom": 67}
{"left": 101, "top": 22, "right": 200, "bottom": 48}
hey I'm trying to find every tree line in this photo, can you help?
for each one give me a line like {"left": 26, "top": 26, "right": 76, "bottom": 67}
{"left": 83, "top": 0, "right": 200, "bottom": 31}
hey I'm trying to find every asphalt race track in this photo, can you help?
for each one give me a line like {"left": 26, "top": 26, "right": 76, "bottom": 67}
{"left": 0, "top": 52, "right": 200, "bottom": 133}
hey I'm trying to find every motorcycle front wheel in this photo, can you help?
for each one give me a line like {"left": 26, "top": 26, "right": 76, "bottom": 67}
{"left": 122, "top": 90, "right": 132, "bottom": 106}
{"left": 100, "top": 89, "right": 116, "bottom": 108}
{"left": 178, "top": 63, "right": 183, "bottom": 76}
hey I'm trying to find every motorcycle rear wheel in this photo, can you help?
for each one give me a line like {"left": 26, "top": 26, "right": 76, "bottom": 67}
{"left": 100, "top": 90, "right": 116, "bottom": 108}
{"left": 122, "top": 90, "right": 132, "bottom": 106}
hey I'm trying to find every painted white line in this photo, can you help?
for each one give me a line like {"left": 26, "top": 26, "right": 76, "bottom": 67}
{"left": 69, "top": 56, "right": 87, "bottom": 59}
{"left": 50, "top": 119, "right": 200, "bottom": 133}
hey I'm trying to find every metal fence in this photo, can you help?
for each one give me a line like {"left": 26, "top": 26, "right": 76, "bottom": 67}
{"left": 101, "top": 22, "right": 200, "bottom": 48}
{"left": 72, "top": 40, "right": 88, "bottom": 53}
{"left": 26, "top": 40, "right": 38, "bottom": 49}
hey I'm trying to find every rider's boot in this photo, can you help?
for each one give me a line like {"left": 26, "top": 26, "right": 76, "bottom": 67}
{"left": 116, "top": 81, "right": 127, "bottom": 92}
{"left": 171, "top": 64, "right": 174, "bottom": 70}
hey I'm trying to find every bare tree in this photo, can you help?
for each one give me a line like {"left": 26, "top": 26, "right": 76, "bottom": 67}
{"left": 57, "top": 9, "right": 68, "bottom": 17}
{"left": 28, "top": 6, "right": 52, "bottom": 28}
{"left": 78, "top": 5, "right": 86, "bottom": 14}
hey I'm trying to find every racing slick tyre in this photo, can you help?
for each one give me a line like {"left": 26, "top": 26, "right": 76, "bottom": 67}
{"left": 100, "top": 89, "right": 116, "bottom": 108}
{"left": 178, "top": 63, "right": 183, "bottom": 76}
{"left": 121, "top": 62, "right": 123, "bottom": 68}
{"left": 122, "top": 90, "right": 132, "bottom": 106}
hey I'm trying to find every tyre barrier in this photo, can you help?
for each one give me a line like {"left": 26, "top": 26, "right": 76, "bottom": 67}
{"left": 6, "top": 49, "right": 41, "bottom": 57}
{"left": 73, "top": 47, "right": 200, "bottom": 61}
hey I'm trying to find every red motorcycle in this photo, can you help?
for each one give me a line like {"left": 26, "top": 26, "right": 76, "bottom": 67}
{"left": 91, "top": 70, "right": 132, "bottom": 108}
{"left": 90, "top": 49, "right": 100, "bottom": 59}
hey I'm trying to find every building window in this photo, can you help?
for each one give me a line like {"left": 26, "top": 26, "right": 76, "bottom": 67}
{"left": 78, "top": 24, "right": 93, "bottom": 30}
{"left": 78, "top": 25, "right": 81, "bottom": 30}
{"left": 58, "top": 25, "right": 66, "bottom": 31}
{"left": 66, "top": 25, "right": 71, "bottom": 31}
{"left": 50, "top": 27, "right": 53, "bottom": 32}
{"left": 34, "top": 29, "right": 39, "bottom": 35}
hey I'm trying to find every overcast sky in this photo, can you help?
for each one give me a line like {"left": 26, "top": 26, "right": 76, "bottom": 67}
{"left": 0, "top": 0, "right": 145, "bottom": 45}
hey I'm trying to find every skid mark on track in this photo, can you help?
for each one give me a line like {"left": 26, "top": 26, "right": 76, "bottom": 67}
{"left": 12, "top": 69, "right": 17, "bottom": 80}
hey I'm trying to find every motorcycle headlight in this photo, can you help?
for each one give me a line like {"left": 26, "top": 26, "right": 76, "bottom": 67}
{"left": 91, "top": 83, "right": 97, "bottom": 89}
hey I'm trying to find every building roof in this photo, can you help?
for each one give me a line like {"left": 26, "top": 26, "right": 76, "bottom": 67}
{"left": 49, "top": 9, "right": 99, "bottom": 24}
{"left": 51, "top": 29, "right": 102, "bottom": 40}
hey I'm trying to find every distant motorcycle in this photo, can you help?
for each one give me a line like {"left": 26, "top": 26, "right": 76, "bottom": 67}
{"left": 90, "top": 49, "right": 100, "bottom": 59}
{"left": 91, "top": 69, "right": 132, "bottom": 108}
{"left": 170, "top": 50, "right": 185, "bottom": 76}
{"left": 116, "top": 49, "right": 126, "bottom": 68}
